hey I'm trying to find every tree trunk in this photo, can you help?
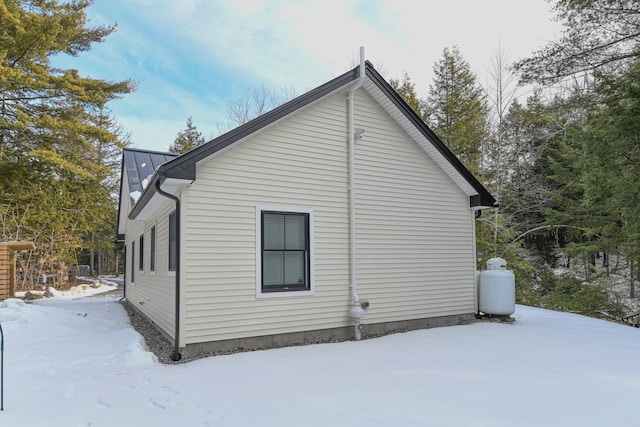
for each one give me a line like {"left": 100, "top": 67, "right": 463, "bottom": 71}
{"left": 89, "top": 233, "right": 95, "bottom": 276}
{"left": 631, "top": 259, "right": 636, "bottom": 299}
{"left": 97, "top": 248, "right": 103, "bottom": 276}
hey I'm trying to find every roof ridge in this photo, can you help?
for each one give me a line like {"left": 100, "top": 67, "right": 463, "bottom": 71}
{"left": 123, "top": 147, "right": 177, "bottom": 156}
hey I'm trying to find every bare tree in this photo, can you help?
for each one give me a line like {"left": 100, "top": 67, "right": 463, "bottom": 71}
{"left": 216, "top": 85, "right": 296, "bottom": 134}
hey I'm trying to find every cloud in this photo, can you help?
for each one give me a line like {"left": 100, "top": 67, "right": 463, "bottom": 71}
{"left": 52, "top": 0, "right": 561, "bottom": 152}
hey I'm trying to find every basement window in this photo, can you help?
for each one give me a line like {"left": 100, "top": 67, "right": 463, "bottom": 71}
{"left": 256, "top": 206, "right": 314, "bottom": 298}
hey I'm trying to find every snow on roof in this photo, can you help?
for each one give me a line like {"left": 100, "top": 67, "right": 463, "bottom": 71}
{"left": 122, "top": 148, "right": 177, "bottom": 205}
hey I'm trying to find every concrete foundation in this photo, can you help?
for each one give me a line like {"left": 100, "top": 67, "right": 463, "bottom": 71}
{"left": 124, "top": 299, "right": 476, "bottom": 360}
{"left": 180, "top": 312, "right": 476, "bottom": 358}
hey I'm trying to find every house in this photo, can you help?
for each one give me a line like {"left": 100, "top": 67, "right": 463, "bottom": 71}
{"left": 117, "top": 57, "right": 496, "bottom": 360}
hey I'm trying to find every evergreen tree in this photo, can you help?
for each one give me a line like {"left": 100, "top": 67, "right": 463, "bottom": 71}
{"left": 515, "top": 0, "right": 640, "bottom": 83}
{"left": 579, "top": 61, "right": 640, "bottom": 294}
{"left": 426, "top": 46, "right": 489, "bottom": 175}
{"left": 0, "top": 0, "right": 134, "bottom": 283}
{"left": 500, "top": 94, "right": 568, "bottom": 263}
{"left": 169, "top": 116, "right": 205, "bottom": 154}
{"left": 389, "top": 72, "right": 427, "bottom": 121}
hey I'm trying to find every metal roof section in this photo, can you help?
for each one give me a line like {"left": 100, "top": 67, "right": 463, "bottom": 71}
{"left": 123, "top": 148, "right": 178, "bottom": 204}
{"left": 125, "top": 61, "right": 495, "bottom": 223}
{"left": 117, "top": 148, "right": 178, "bottom": 239}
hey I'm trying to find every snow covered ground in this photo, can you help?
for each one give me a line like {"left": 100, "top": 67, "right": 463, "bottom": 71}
{"left": 1, "top": 291, "right": 639, "bottom": 427}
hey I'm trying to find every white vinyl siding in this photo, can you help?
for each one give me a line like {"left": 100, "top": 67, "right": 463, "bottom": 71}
{"left": 124, "top": 199, "right": 178, "bottom": 338}
{"left": 353, "top": 90, "right": 476, "bottom": 322}
{"left": 180, "top": 87, "right": 476, "bottom": 346}
{"left": 183, "top": 93, "right": 351, "bottom": 344}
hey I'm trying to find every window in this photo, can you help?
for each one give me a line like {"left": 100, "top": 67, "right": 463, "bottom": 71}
{"left": 139, "top": 234, "right": 144, "bottom": 272}
{"left": 256, "top": 206, "right": 314, "bottom": 297}
{"left": 131, "top": 240, "right": 135, "bottom": 283}
{"left": 168, "top": 211, "right": 176, "bottom": 272}
{"left": 150, "top": 225, "right": 156, "bottom": 273}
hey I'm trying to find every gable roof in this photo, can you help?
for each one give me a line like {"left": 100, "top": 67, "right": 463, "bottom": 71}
{"left": 124, "top": 61, "right": 496, "bottom": 223}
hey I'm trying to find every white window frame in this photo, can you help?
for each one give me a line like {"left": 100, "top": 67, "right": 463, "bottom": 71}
{"left": 256, "top": 205, "right": 314, "bottom": 299}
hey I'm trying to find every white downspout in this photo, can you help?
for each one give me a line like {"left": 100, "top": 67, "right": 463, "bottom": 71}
{"left": 349, "top": 47, "right": 366, "bottom": 340}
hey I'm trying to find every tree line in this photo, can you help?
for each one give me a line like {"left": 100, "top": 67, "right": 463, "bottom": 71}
{"left": 388, "top": 0, "right": 640, "bottom": 321}
{"left": 2, "top": 0, "right": 638, "bottom": 322}
{"left": 1, "top": 0, "right": 133, "bottom": 284}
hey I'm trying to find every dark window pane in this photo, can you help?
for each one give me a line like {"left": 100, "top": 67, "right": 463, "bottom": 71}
{"left": 285, "top": 215, "right": 305, "bottom": 250}
{"left": 150, "top": 226, "right": 156, "bottom": 272}
{"left": 261, "top": 211, "right": 309, "bottom": 292}
{"left": 169, "top": 211, "right": 176, "bottom": 271}
{"left": 284, "top": 251, "right": 305, "bottom": 285}
{"left": 263, "top": 251, "right": 284, "bottom": 286}
{"left": 263, "top": 213, "right": 284, "bottom": 250}
{"left": 139, "top": 234, "right": 144, "bottom": 271}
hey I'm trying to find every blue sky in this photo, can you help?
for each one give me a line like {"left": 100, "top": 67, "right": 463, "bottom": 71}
{"left": 53, "top": 0, "right": 561, "bottom": 152}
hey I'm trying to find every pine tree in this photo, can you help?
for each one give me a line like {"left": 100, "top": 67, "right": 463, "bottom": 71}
{"left": 579, "top": 61, "right": 640, "bottom": 295}
{"left": 0, "top": 0, "right": 134, "bottom": 284}
{"left": 389, "top": 72, "right": 427, "bottom": 121}
{"left": 515, "top": 0, "right": 640, "bottom": 83}
{"left": 426, "top": 46, "right": 489, "bottom": 175}
{"left": 169, "top": 116, "right": 205, "bottom": 154}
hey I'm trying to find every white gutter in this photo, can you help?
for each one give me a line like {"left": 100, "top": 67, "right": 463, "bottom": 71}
{"left": 348, "top": 47, "right": 366, "bottom": 340}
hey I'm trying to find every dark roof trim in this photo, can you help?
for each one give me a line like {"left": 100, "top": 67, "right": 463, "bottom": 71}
{"left": 156, "top": 67, "right": 361, "bottom": 180}
{"left": 116, "top": 151, "right": 127, "bottom": 241}
{"left": 127, "top": 61, "right": 495, "bottom": 219}
{"left": 156, "top": 62, "right": 495, "bottom": 208}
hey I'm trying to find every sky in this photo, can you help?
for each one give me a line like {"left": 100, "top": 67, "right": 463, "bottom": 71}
{"left": 2, "top": 287, "right": 640, "bottom": 426}
{"left": 52, "top": 0, "right": 562, "bottom": 152}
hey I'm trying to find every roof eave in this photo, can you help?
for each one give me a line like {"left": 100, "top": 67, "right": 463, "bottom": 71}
{"left": 363, "top": 64, "right": 496, "bottom": 209}
{"left": 157, "top": 67, "right": 361, "bottom": 180}
{"left": 128, "top": 173, "right": 192, "bottom": 220}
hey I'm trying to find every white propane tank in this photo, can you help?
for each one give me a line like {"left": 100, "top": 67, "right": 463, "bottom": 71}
{"left": 479, "top": 257, "right": 515, "bottom": 316}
